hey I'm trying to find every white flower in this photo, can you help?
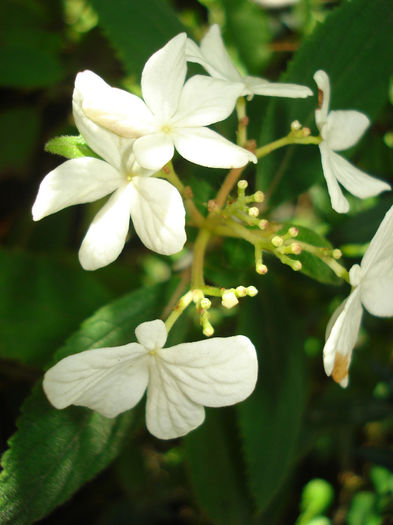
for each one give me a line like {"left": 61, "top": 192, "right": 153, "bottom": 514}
{"left": 43, "top": 319, "right": 258, "bottom": 439}
{"left": 323, "top": 205, "right": 393, "bottom": 387}
{"left": 314, "top": 70, "right": 390, "bottom": 213}
{"left": 32, "top": 73, "right": 187, "bottom": 271}
{"left": 186, "top": 25, "right": 312, "bottom": 100}
{"left": 80, "top": 34, "right": 256, "bottom": 171}
{"left": 254, "top": 0, "right": 298, "bottom": 7}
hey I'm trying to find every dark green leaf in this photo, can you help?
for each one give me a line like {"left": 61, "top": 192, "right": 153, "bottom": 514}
{"left": 0, "top": 282, "right": 171, "bottom": 524}
{"left": 45, "top": 135, "right": 99, "bottom": 160}
{"left": 92, "top": 0, "right": 185, "bottom": 78}
{"left": 257, "top": 0, "right": 393, "bottom": 207}
{"left": 237, "top": 275, "right": 308, "bottom": 510}
{"left": 184, "top": 409, "right": 253, "bottom": 525}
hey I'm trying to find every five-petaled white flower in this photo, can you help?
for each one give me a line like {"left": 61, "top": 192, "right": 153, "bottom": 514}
{"left": 80, "top": 33, "right": 256, "bottom": 171}
{"left": 323, "top": 205, "right": 393, "bottom": 387}
{"left": 32, "top": 73, "right": 187, "bottom": 271}
{"left": 186, "top": 25, "right": 312, "bottom": 100}
{"left": 314, "top": 70, "right": 390, "bottom": 214}
{"left": 43, "top": 319, "right": 258, "bottom": 439}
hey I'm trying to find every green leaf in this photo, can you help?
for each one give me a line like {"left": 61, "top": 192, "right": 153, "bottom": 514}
{"left": 184, "top": 409, "right": 253, "bottom": 525}
{"left": 257, "top": 0, "right": 393, "bottom": 207}
{"left": 237, "top": 275, "right": 308, "bottom": 511}
{"left": 280, "top": 224, "right": 342, "bottom": 285}
{"left": 0, "top": 282, "right": 170, "bottom": 524}
{"left": 45, "top": 135, "right": 99, "bottom": 160}
{"left": 92, "top": 0, "right": 185, "bottom": 78}
{"left": 0, "top": 250, "right": 113, "bottom": 367}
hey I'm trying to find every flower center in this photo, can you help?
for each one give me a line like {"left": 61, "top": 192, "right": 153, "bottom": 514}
{"left": 161, "top": 124, "right": 172, "bottom": 134}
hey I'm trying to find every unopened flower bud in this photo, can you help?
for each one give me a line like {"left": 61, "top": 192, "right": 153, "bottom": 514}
{"left": 302, "top": 127, "right": 311, "bottom": 137}
{"left": 256, "top": 263, "right": 268, "bottom": 275}
{"left": 291, "top": 243, "right": 302, "bottom": 255}
{"left": 332, "top": 249, "right": 342, "bottom": 260}
{"left": 246, "top": 286, "right": 258, "bottom": 297}
{"left": 203, "top": 323, "right": 214, "bottom": 337}
{"left": 248, "top": 206, "right": 259, "bottom": 218}
{"left": 291, "top": 120, "right": 301, "bottom": 131}
{"left": 221, "top": 290, "right": 239, "bottom": 309}
{"left": 293, "top": 260, "right": 302, "bottom": 271}
{"left": 288, "top": 227, "right": 299, "bottom": 237}
{"left": 192, "top": 289, "right": 204, "bottom": 303}
{"left": 200, "top": 298, "right": 211, "bottom": 310}
{"left": 237, "top": 180, "right": 248, "bottom": 190}
{"left": 271, "top": 236, "right": 283, "bottom": 247}
{"left": 254, "top": 191, "right": 264, "bottom": 203}
{"left": 259, "top": 219, "right": 269, "bottom": 230}
{"left": 235, "top": 286, "right": 247, "bottom": 297}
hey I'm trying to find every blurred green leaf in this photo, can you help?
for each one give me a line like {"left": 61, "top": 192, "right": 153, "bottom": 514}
{"left": 0, "top": 282, "right": 171, "bottom": 524}
{"left": 0, "top": 107, "right": 41, "bottom": 176}
{"left": 45, "top": 135, "right": 99, "bottom": 160}
{"left": 237, "top": 275, "right": 308, "bottom": 510}
{"left": 296, "top": 478, "right": 334, "bottom": 525}
{"left": 258, "top": 0, "right": 393, "bottom": 207}
{"left": 0, "top": 250, "right": 113, "bottom": 367}
{"left": 347, "top": 492, "right": 381, "bottom": 525}
{"left": 92, "top": 0, "right": 185, "bottom": 78}
{"left": 184, "top": 409, "right": 253, "bottom": 525}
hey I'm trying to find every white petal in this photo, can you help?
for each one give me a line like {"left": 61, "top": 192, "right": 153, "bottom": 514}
{"left": 78, "top": 184, "right": 133, "bottom": 270}
{"left": 133, "top": 133, "right": 175, "bottom": 171}
{"left": 173, "top": 75, "right": 243, "bottom": 127}
{"left": 146, "top": 359, "right": 205, "bottom": 439}
{"left": 325, "top": 110, "right": 369, "bottom": 151}
{"left": 142, "top": 33, "right": 187, "bottom": 122}
{"left": 157, "top": 335, "right": 258, "bottom": 407}
{"left": 43, "top": 343, "right": 149, "bottom": 418}
{"left": 135, "top": 320, "right": 167, "bottom": 351}
{"left": 130, "top": 176, "right": 186, "bottom": 255}
{"left": 173, "top": 127, "right": 257, "bottom": 168}
{"left": 314, "top": 70, "right": 330, "bottom": 128}
{"left": 323, "top": 288, "right": 363, "bottom": 387}
{"left": 198, "top": 25, "right": 242, "bottom": 82}
{"left": 244, "top": 76, "right": 313, "bottom": 98}
{"left": 360, "top": 205, "right": 393, "bottom": 317}
{"left": 327, "top": 149, "right": 391, "bottom": 199}
{"left": 73, "top": 71, "right": 135, "bottom": 170}
{"left": 319, "top": 143, "right": 350, "bottom": 213}
{"left": 32, "top": 158, "right": 122, "bottom": 221}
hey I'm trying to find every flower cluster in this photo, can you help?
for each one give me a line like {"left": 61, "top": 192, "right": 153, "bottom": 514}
{"left": 35, "top": 26, "right": 392, "bottom": 437}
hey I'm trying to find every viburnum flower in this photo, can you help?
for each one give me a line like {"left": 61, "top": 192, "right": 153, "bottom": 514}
{"left": 43, "top": 319, "right": 258, "bottom": 439}
{"left": 32, "top": 73, "right": 186, "bottom": 271}
{"left": 186, "top": 25, "right": 312, "bottom": 100}
{"left": 323, "top": 205, "right": 393, "bottom": 387}
{"left": 314, "top": 70, "right": 390, "bottom": 213}
{"left": 80, "top": 33, "right": 256, "bottom": 171}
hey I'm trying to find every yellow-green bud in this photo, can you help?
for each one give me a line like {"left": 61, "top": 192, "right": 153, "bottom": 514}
{"left": 271, "top": 236, "right": 283, "bottom": 247}
{"left": 248, "top": 206, "right": 259, "bottom": 218}
{"left": 288, "top": 226, "right": 299, "bottom": 237}
{"left": 258, "top": 219, "right": 269, "bottom": 230}
{"left": 291, "top": 120, "right": 301, "bottom": 131}
{"left": 192, "top": 289, "right": 204, "bottom": 303}
{"left": 293, "top": 260, "right": 302, "bottom": 271}
{"left": 332, "top": 249, "right": 342, "bottom": 260}
{"left": 221, "top": 290, "right": 239, "bottom": 309}
{"left": 235, "top": 285, "right": 247, "bottom": 297}
{"left": 246, "top": 286, "right": 258, "bottom": 297}
{"left": 203, "top": 324, "right": 214, "bottom": 337}
{"left": 237, "top": 180, "right": 248, "bottom": 190}
{"left": 291, "top": 243, "right": 302, "bottom": 255}
{"left": 200, "top": 297, "right": 212, "bottom": 309}
{"left": 256, "top": 263, "right": 268, "bottom": 275}
{"left": 254, "top": 191, "right": 265, "bottom": 203}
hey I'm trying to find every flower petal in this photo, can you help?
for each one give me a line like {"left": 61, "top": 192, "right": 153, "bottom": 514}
{"left": 173, "top": 127, "right": 257, "bottom": 168}
{"left": 325, "top": 110, "right": 370, "bottom": 151}
{"left": 133, "top": 133, "right": 175, "bottom": 171}
{"left": 319, "top": 143, "right": 349, "bottom": 213}
{"left": 327, "top": 149, "right": 391, "bottom": 199}
{"left": 78, "top": 183, "right": 133, "bottom": 270}
{"left": 73, "top": 71, "right": 135, "bottom": 170}
{"left": 130, "top": 176, "right": 186, "bottom": 255}
{"left": 314, "top": 70, "right": 330, "bottom": 128}
{"left": 191, "top": 25, "right": 242, "bottom": 82}
{"left": 142, "top": 33, "right": 187, "bottom": 122}
{"left": 157, "top": 335, "right": 258, "bottom": 407}
{"left": 146, "top": 360, "right": 205, "bottom": 439}
{"left": 244, "top": 76, "right": 313, "bottom": 98}
{"left": 32, "top": 158, "right": 122, "bottom": 221}
{"left": 43, "top": 343, "right": 149, "bottom": 418}
{"left": 135, "top": 319, "right": 167, "bottom": 351}
{"left": 174, "top": 75, "right": 243, "bottom": 127}
{"left": 323, "top": 287, "right": 363, "bottom": 387}
{"left": 360, "top": 205, "right": 393, "bottom": 317}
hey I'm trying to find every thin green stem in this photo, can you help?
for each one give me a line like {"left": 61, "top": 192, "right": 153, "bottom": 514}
{"left": 255, "top": 134, "right": 321, "bottom": 159}
{"left": 236, "top": 97, "right": 248, "bottom": 146}
{"left": 191, "top": 228, "right": 211, "bottom": 289}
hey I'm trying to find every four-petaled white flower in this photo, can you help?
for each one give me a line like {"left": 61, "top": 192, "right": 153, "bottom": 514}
{"left": 80, "top": 33, "right": 256, "bottom": 171}
{"left": 32, "top": 73, "right": 187, "bottom": 271}
{"left": 186, "top": 25, "right": 313, "bottom": 100}
{"left": 323, "top": 205, "right": 393, "bottom": 387}
{"left": 43, "top": 319, "right": 258, "bottom": 439}
{"left": 314, "top": 70, "right": 390, "bottom": 213}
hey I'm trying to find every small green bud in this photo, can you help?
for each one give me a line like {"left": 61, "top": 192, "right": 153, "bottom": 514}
{"left": 259, "top": 219, "right": 269, "bottom": 230}
{"left": 203, "top": 323, "right": 214, "bottom": 337}
{"left": 254, "top": 191, "right": 264, "bottom": 203}
{"left": 291, "top": 243, "right": 302, "bottom": 255}
{"left": 256, "top": 263, "right": 268, "bottom": 275}
{"left": 293, "top": 260, "right": 302, "bottom": 271}
{"left": 237, "top": 180, "right": 248, "bottom": 190}
{"left": 332, "top": 248, "right": 342, "bottom": 259}
{"left": 248, "top": 206, "right": 259, "bottom": 218}
{"left": 192, "top": 289, "right": 204, "bottom": 303}
{"left": 291, "top": 120, "right": 301, "bottom": 131}
{"left": 200, "top": 297, "right": 212, "bottom": 309}
{"left": 222, "top": 290, "right": 239, "bottom": 309}
{"left": 246, "top": 286, "right": 258, "bottom": 297}
{"left": 288, "top": 226, "right": 299, "bottom": 237}
{"left": 235, "top": 285, "right": 247, "bottom": 297}
{"left": 271, "top": 236, "right": 283, "bottom": 247}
